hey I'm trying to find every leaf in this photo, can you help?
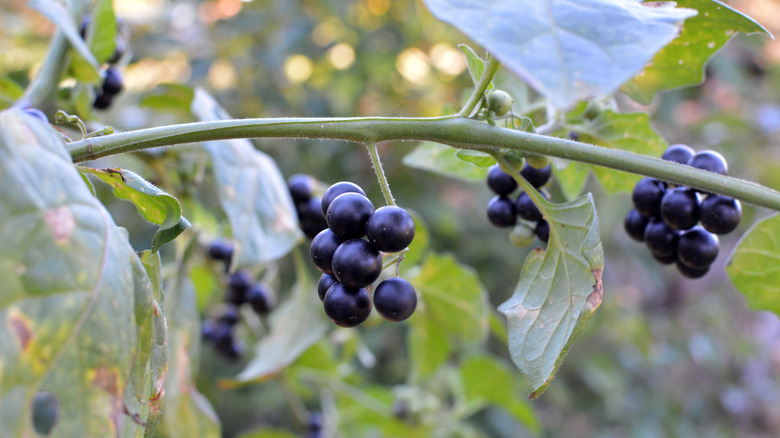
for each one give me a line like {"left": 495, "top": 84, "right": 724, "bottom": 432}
{"left": 0, "top": 108, "right": 160, "bottom": 436}
{"left": 458, "top": 44, "right": 485, "bottom": 87}
{"left": 140, "top": 83, "right": 196, "bottom": 114}
{"left": 408, "top": 313, "right": 450, "bottom": 378}
{"left": 403, "top": 142, "right": 489, "bottom": 182}
{"left": 191, "top": 88, "right": 301, "bottom": 269}
{"left": 423, "top": 0, "right": 696, "bottom": 108}
{"left": 79, "top": 167, "right": 189, "bottom": 252}
{"left": 0, "top": 75, "right": 24, "bottom": 104}
{"left": 623, "top": 0, "right": 771, "bottom": 104}
{"left": 235, "top": 428, "right": 299, "bottom": 438}
{"left": 455, "top": 149, "right": 494, "bottom": 167}
{"left": 726, "top": 214, "right": 780, "bottom": 316}
{"left": 497, "top": 193, "right": 603, "bottom": 398}
{"left": 87, "top": 0, "right": 118, "bottom": 64}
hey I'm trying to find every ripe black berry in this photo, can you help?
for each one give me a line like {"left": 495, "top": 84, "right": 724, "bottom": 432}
{"left": 632, "top": 178, "right": 665, "bottom": 218}
{"left": 660, "top": 187, "right": 700, "bottom": 230}
{"left": 326, "top": 192, "right": 375, "bottom": 239}
{"left": 624, "top": 209, "right": 649, "bottom": 242}
{"left": 700, "top": 195, "right": 741, "bottom": 234}
{"left": 365, "top": 206, "right": 416, "bottom": 252}
{"left": 227, "top": 271, "right": 252, "bottom": 305}
{"left": 93, "top": 93, "right": 113, "bottom": 110}
{"left": 247, "top": 282, "right": 274, "bottom": 315}
{"left": 515, "top": 192, "right": 543, "bottom": 222}
{"left": 321, "top": 182, "right": 367, "bottom": 216}
{"left": 373, "top": 278, "right": 417, "bottom": 322}
{"left": 688, "top": 150, "right": 728, "bottom": 175}
{"left": 487, "top": 165, "right": 517, "bottom": 195}
{"left": 652, "top": 253, "right": 676, "bottom": 265}
{"left": 288, "top": 174, "right": 315, "bottom": 206}
{"left": 677, "top": 227, "right": 719, "bottom": 269}
{"left": 322, "top": 282, "right": 372, "bottom": 327}
{"left": 520, "top": 163, "right": 552, "bottom": 188}
{"left": 535, "top": 220, "right": 550, "bottom": 243}
{"left": 310, "top": 229, "right": 342, "bottom": 274}
{"left": 102, "top": 68, "right": 123, "bottom": 96}
{"left": 213, "top": 323, "right": 242, "bottom": 359}
{"left": 644, "top": 218, "right": 679, "bottom": 257}
{"left": 298, "top": 197, "right": 328, "bottom": 239}
{"left": 317, "top": 274, "right": 337, "bottom": 301}
{"left": 486, "top": 196, "right": 517, "bottom": 228}
{"left": 221, "top": 305, "right": 240, "bottom": 326}
{"left": 675, "top": 259, "right": 709, "bottom": 279}
{"left": 208, "top": 239, "right": 234, "bottom": 263}
{"left": 331, "top": 239, "right": 383, "bottom": 288}
{"left": 661, "top": 144, "right": 695, "bottom": 164}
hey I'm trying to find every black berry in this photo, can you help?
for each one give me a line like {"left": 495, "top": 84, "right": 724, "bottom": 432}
{"left": 247, "top": 282, "right": 274, "bottom": 315}
{"left": 208, "top": 239, "right": 234, "bottom": 264}
{"left": 700, "top": 195, "right": 741, "bottom": 235}
{"left": 221, "top": 305, "right": 240, "bottom": 326}
{"left": 675, "top": 259, "right": 709, "bottom": 279}
{"left": 101, "top": 68, "right": 123, "bottom": 96}
{"left": 644, "top": 218, "right": 679, "bottom": 257}
{"left": 310, "top": 229, "right": 342, "bottom": 274}
{"left": 652, "top": 253, "right": 676, "bottom": 265}
{"left": 326, "top": 192, "right": 375, "bottom": 239}
{"left": 520, "top": 163, "right": 552, "bottom": 188}
{"left": 688, "top": 150, "right": 728, "bottom": 175}
{"left": 660, "top": 187, "right": 700, "bottom": 231}
{"left": 108, "top": 37, "right": 125, "bottom": 64}
{"left": 331, "top": 239, "right": 383, "bottom": 288}
{"left": 321, "top": 182, "right": 367, "bottom": 216}
{"left": 373, "top": 277, "right": 417, "bottom": 322}
{"left": 487, "top": 195, "right": 517, "bottom": 228}
{"left": 299, "top": 197, "right": 328, "bottom": 239}
{"left": 632, "top": 178, "right": 665, "bottom": 218}
{"left": 677, "top": 227, "right": 719, "bottom": 269}
{"left": 213, "top": 323, "right": 242, "bottom": 359}
{"left": 226, "top": 271, "right": 252, "bottom": 305}
{"left": 661, "top": 144, "right": 695, "bottom": 164}
{"left": 93, "top": 93, "right": 113, "bottom": 110}
{"left": 515, "top": 192, "right": 543, "bottom": 222}
{"left": 322, "top": 282, "right": 372, "bottom": 327}
{"left": 317, "top": 274, "right": 338, "bottom": 301}
{"left": 624, "top": 209, "right": 649, "bottom": 242}
{"left": 535, "top": 220, "right": 550, "bottom": 243}
{"left": 288, "top": 174, "right": 315, "bottom": 206}
{"left": 365, "top": 206, "right": 416, "bottom": 253}
{"left": 487, "top": 165, "right": 517, "bottom": 195}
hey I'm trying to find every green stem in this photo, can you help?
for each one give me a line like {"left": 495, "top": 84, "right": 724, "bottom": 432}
{"left": 18, "top": 31, "right": 70, "bottom": 108}
{"left": 68, "top": 116, "right": 780, "bottom": 212}
{"left": 365, "top": 141, "right": 395, "bottom": 206}
{"left": 457, "top": 56, "right": 501, "bottom": 117}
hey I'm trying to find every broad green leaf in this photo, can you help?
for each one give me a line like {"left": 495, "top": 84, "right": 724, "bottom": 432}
{"left": 0, "top": 76, "right": 24, "bottom": 105}
{"left": 556, "top": 110, "right": 668, "bottom": 199}
{"left": 402, "top": 211, "right": 429, "bottom": 267}
{"left": 0, "top": 108, "right": 159, "bottom": 436}
{"left": 726, "top": 214, "right": 780, "bottom": 316}
{"left": 424, "top": 0, "right": 696, "bottom": 108}
{"left": 458, "top": 44, "right": 485, "bottom": 87}
{"left": 79, "top": 167, "right": 189, "bottom": 252}
{"left": 403, "top": 142, "right": 488, "bottom": 182}
{"left": 86, "top": 0, "right": 118, "bottom": 64}
{"left": 455, "top": 149, "right": 494, "bottom": 167}
{"left": 408, "top": 312, "right": 450, "bottom": 378}
{"left": 191, "top": 88, "right": 301, "bottom": 269}
{"left": 140, "top": 83, "right": 196, "bottom": 114}
{"left": 623, "top": 0, "right": 771, "bottom": 104}
{"left": 498, "top": 193, "right": 603, "bottom": 398}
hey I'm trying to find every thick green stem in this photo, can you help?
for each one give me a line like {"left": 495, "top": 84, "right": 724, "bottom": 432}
{"left": 457, "top": 56, "right": 502, "bottom": 117}
{"left": 68, "top": 116, "right": 780, "bottom": 211}
{"left": 365, "top": 141, "right": 395, "bottom": 206}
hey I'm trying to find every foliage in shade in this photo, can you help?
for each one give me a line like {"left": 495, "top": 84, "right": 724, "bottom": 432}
{"left": 403, "top": 141, "right": 489, "bottom": 182}
{"left": 83, "top": 0, "right": 118, "bottom": 64}
{"left": 498, "top": 193, "right": 603, "bottom": 398}
{"left": 727, "top": 214, "right": 780, "bottom": 316}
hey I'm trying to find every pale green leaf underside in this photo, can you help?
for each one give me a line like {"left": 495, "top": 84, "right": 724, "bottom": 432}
{"left": 726, "top": 214, "right": 780, "bottom": 317}
{"left": 403, "top": 142, "right": 489, "bottom": 182}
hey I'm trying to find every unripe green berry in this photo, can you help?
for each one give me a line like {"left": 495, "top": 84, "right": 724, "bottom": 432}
{"left": 487, "top": 90, "right": 513, "bottom": 116}
{"left": 500, "top": 151, "right": 525, "bottom": 172}
{"left": 583, "top": 100, "right": 603, "bottom": 120}
{"left": 509, "top": 223, "right": 536, "bottom": 248}
{"left": 525, "top": 154, "right": 551, "bottom": 169}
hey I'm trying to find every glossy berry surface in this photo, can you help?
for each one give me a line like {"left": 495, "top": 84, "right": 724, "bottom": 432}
{"left": 321, "top": 182, "right": 367, "bottom": 216}
{"left": 675, "top": 259, "right": 709, "bottom": 279}
{"left": 331, "top": 239, "right": 383, "bottom": 288}
{"left": 247, "top": 282, "right": 274, "bottom": 315}
{"left": 366, "top": 206, "right": 416, "bottom": 252}
{"left": 700, "top": 195, "right": 742, "bottom": 235}
{"left": 660, "top": 187, "right": 700, "bottom": 231}
{"left": 102, "top": 68, "right": 123, "bottom": 96}
{"left": 652, "top": 252, "right": 676, "bottom": 265}
{"left": 520, "top": 163, "right": 552, "bottom": 188}
{"left": 487, "top": 165, "right": 518, "bottom": 195}
{"left": 624, "top": 209, "right": 649, "bottom": 242}
{"left": 326, "top": 192, "right": 375, "bottom": 239}
{"left": 632, "top": 178, "right": 665, "bottom": 218}
{"left": 677, "top": 227, "right": 719, "bottom": 269}
{"left": 486, "top": 196, "right": 516, "bottom": 228}
{"left": 644, "top": 218, "right": 679, "bottom": 257}
{"left": 207, "top": 240, "right": 234, "bottom": 263}
{"left": 535, "top": 220, "right": 550, "bottom": 243}
{"left": 298, "top": 197, "right": 328, "bottom": 239}
{"left": 373, "top": 278, "right": 417, "bottom": 322}
{"left": 688, "top": 150, "right": 728, "bottom": 175}
{"left": 661, "top": 144, "right": 695, "bottom": 164}
{"left": 227, "top": 271, "right": 252, "bottom": 305}
{"left": 317, "top": 274, "right": 338, "bottom": 301}
{"left": 310, "top": 229, "right": 342, "bottom": 274}
{"left": 322, "top": 283, "right": 372, "bottom": 327}
{"left": 288, "top": 174, "right": 314, "bottom": 205}
{"left": 515, "top": 192, "right": 543, "bottom": 222}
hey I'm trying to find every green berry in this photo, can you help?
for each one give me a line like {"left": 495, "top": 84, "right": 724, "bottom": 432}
{"left": 487, "top": 90, "right": 513, "bottom": 116}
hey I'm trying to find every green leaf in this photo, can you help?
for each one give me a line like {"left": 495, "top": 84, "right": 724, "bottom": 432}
{"left": 408, "top": 312, "right": 451, "bottom": 378}
{"left": 140, "top": 83, "right": 196, "bottom": 114}
{"left": 87, "top": 0, "right": 118, "bottom": 64}
{"left": 498, "top": 193, "right": 603, "bottom": 398}
{"left": 726, "top": 214, "right": 780, "bottom": 316}
{"left": 191, "top": 88, "right": 301, "bottom": 269}
{"left": 458, "top": 44, "right": 485, "bottom": 87}
{"left": 623, "top": 0, "right": 771, "bottom": 104}
{"left": 0, "top": 108, "right": 160, "bottom": 436}
{"left": 455, "top": 149, "right": 494, "bottom": 167}
{"left": 424, "top": 0, "right": 696, "bottom": 108}
{"left": 403, "top": 142, "right": 489, "bottom": 182}
{"left": 402, "top": 211, "right": 429, "bottom": 267}
{"left": 79, "top": 167, "right": 189, "bottom": 252}
{"left": 0, "top": 76, "right": 24, "bottom": 104}
{"left": 235, "top": 428, "right": 299, "bottom": 438}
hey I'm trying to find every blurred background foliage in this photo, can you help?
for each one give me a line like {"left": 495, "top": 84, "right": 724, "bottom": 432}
{"left": 3, "top": 0, "right": 780, "bottom": 436}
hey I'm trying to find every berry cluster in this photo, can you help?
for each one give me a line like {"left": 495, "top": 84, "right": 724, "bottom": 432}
{"left": 80, "top": 16, "right": 126, "bottom": 110}
{"left": 625, "top": 145, "right": 742, "bottom": 278}
{"left": 485, "top": 162, "right": 552, "bottom": 244}
{"left": 310, "top": 182, "right": 417, "bottom": 327}
{"left": 201, "top": 240, "right": 275, "bottom": 359}
{"left": 288, "top": 174, "right": 328, "bottom": 239}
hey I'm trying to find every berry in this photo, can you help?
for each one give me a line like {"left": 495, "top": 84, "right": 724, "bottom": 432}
{"left": 677, "top": 227, "right": 719, "bottom": 269}
{"left": 373, "top": 278, "right": 417, "bottom": 322}
{"left": 366, "top": 206, "right": 416, "bottom": 252}
{"left": 317, "top": 274, "right": 338, "bottom": 301}
{"left": 632, "top": 178, "right": 665, "bottom": 218}
{"left": 624, "top": 209, "right": 649, "bottom": 242}
{"left": 486, "top": 89, "right": 513, "bottom": 116}
{"left": 652, "top": 253, "right": 676, "bottom": 265}
{"left": 108, "top": 37, "right": 125, "bottom": 64}
{"left": 310, "top": 229, "right": 342, "bottom": 274}
{"left": 675, "top": 259, "right": 709, "bottom": 279}
{"left": 321, "top": 182, "right": 367, "bottom": 216}
{"left": 535, "top": 220, "right": 550, "bottom": 243}
{"left": 688, "top": 150, "right": 728, "bottom": 175}
{"left": 101, "top": 68, "right": 123, "bottom": 96}
{"left": 331, "top": 239, "right": 383, "bottom": 288}
{"left": 486, "top": 195, "right": 516, "bottom": 228}
{"left": 515, "top": 192, "right": 543, "bottom": 222}
{"left": 201, "top": 320, "right": 218, "bottom": 342}
{"left": 644, "top": 218, "right": 679, "bottom": 257}
{"left": 322, "top": 283, "right": 372, "bottom": 327}
{"left": 221, "top": 305, "right": 240, "bottom": 326}
{"left": 487, "top": 165, "right": 518, "bottom": 195}
{"left": 700, "top": 195, "right": 741, "bottom": 235}
{"left": 24, "top": 108, "right": 48, "bottom": 123}
{"left": 247, "top": 282, "right": 274, "bottom": 315}
{"left": 288, "top": 174, "right": 315, "bottom": 206}
{"left": 207, "top": 239, "right": 234, "bottom": 263}
{"left": 213, "top": 323, "right": 241, "bottom": 359}
{"left": 583, "top": 100, "right": 603, "bottom": 120}
{"left": 660, "top": 187, "right": 700, "bottom": 230}
{"left": 662, "top": 144, "right": 695, "bottom": 164}
{"left": 525, "top": 154, "right": 551, "bottom": 169}
{"left": 326, "top": 192, "right": 375, "bottom": 239}
{"left": 298, "top": 197, "right": 328, "bottom": 239}
{"left": 227, "top": 271, "right": 252, "bottom": 305}
{"left": 93, "top": 92, "right": 113, "bottom": 110}
{"left": 520, "top": 163, "right": 552, "bottom": 188}
{"left": 509, "top": 223, "right": 536, "bottom": 248}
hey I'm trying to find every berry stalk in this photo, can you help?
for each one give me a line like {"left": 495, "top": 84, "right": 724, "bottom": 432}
{"left": 365, "top": 141, "right": 396, "bottom": 206}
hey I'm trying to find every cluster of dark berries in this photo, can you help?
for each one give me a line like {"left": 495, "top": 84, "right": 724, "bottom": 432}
{"left": 201, "top": 239, "right": 275, "bottom": 359}
{"left": 625, "top": 145, "right": 742, "bottom": 278}
{"left": 288, "top": 174, "right": 328, "bottom": 239}
{"left": 310, "top": 181, "right": 417, "bottom": 327}
{"left": 485, "top": 162, "right": 552, "bottom": 244}
{"left": 80, "top": 16, "right": 125, "bottom": 110}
